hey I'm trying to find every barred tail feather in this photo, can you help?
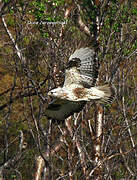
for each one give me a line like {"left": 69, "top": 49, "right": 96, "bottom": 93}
{"left": 95, "top": 84, "right": 115, "bottom": 104}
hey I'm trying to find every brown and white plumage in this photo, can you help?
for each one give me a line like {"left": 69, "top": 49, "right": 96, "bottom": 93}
{"left": 64, "top": 48, "right": 99, "bottom": 88}
{"left": 45, "top": 47, "right": 115, "bottom": 121}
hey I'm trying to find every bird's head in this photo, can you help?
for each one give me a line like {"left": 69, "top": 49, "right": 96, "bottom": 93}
{"left": 48, "top": 87, "right": 67, "bottom": 99}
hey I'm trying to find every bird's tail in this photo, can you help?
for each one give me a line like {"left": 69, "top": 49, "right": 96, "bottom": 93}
{"left": 93, "top": 84, "right": 115, "bottom": 104}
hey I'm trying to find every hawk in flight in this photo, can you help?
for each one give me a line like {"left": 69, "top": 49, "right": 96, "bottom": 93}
{"left": 45, "top": 47, "right": 115, "bottom": 121}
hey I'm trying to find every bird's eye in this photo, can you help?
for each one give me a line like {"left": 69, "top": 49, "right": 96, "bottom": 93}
{"left": 48, "top": 91, "right": 53, "bottom": 96}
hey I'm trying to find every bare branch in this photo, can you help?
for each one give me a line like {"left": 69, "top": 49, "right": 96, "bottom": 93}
{"left": 94, "top": 105, "right": 103, "bottom": 163}
{"left": 90, "top": 145, "right": 137, "bottom": 176}
{"left": 76, "top": 4, "right": 91, "bottom": 36}
{"left": 122, "top": 71, "right": 137, "bottom": 161}
{"left": 0, "top": 131, "right": 26, "bottom": 178}
{"left": 93, "top": 104, "right": 103, "bottom": 179}
{"left": 58, "top": 5, "right": 74, "bottom": 47}
{"left": 35, "top": 156, "right": 45, "bottom": 180}
{"left": 119, "top": 148, "right": 134, "bottom": 176}
{"left": 2, "top": 16, "right": 26, "bottom": 64}
{"left": 65, "top": 117, "right": 88, "bottom": 179}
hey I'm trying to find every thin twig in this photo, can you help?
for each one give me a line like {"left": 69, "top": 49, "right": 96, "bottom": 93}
{"left": 90, "top": 145, "right": 137, "bottom": 176}
{"left": 0, "top": 131, "right": 25, "bottom": 178}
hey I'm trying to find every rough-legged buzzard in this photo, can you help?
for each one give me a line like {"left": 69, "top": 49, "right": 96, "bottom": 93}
{"left": 45, "top": 48, "right": 115, "bottom": 121}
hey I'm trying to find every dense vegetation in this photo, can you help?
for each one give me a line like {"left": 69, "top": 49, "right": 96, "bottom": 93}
{"left": 0, "top": 0, "right": 136, "bottom": 179}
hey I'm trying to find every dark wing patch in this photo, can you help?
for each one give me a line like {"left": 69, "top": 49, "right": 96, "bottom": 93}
{"left": 47, "top": 103, "right": 61, "bottom": 111}
{"left": 45, "top": 99, "right": 86, "bottom": 121}
{"left": 68, "top": 47, "right": 99, "bottom": 87}
{"left": 66, "top": 58, "right": 81, "bottom": 69}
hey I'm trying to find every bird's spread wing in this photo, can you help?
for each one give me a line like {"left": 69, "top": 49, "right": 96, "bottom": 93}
{"left": 45, "top": 99, "right": 86, "bottom": 121}
{"left": 64, "top": 47, "right": 99, "bottom": 88}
